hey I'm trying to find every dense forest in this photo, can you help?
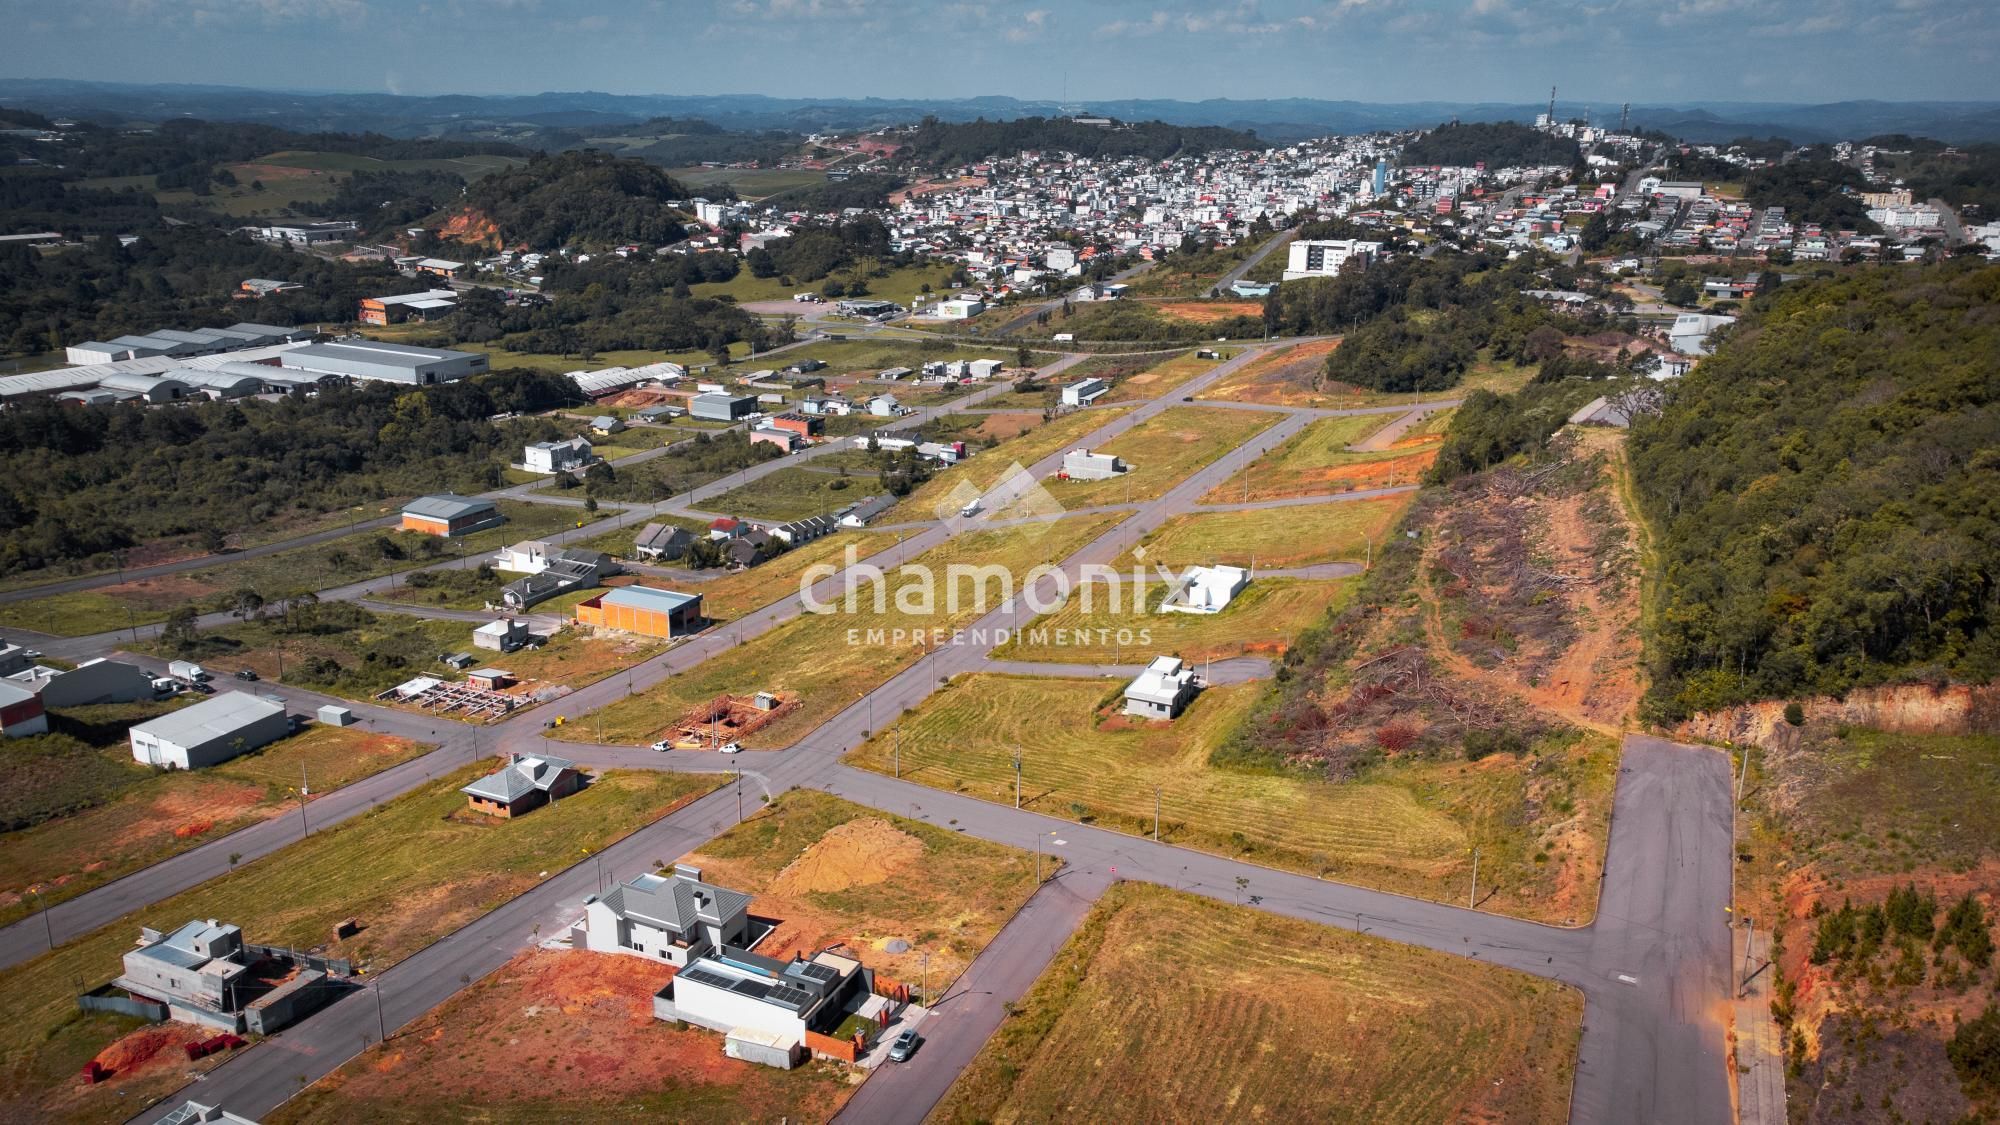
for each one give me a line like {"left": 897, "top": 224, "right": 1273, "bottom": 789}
{"left": 447, "top": 149, "right": 691, "bottom": 250}
{"left": 761, "top": 174, "right": 903, "bottom": 212}
{"left": 746, "top": 214, "right": 897, "bottom": 283}
{"left": 1879, "top": 140, "right": 2000, "bottom": 218}
{"left": 1744, "top": 156, "right": 1879, "bottom": 231}
{"left": 0, "top": 225, "right": 402, "bottom": 355}
{"left": 298, "top": 168, "right": 470, "bottom": 239}
{"left": 0, "top": 370, "right": 577, "bottom": 580}
{"left": 1630, "top": 263, "right": 2000, "bottom": 719}
{"left": 898, "top": 115, "right": 1258, "bottom": 165}
{"left": 1398, "top": 121, "right": 1580, "bottom": 168}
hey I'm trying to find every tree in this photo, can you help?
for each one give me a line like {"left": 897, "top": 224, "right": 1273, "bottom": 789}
{"left": 162, "top": 606, "right": 200, "bottom": 651}
{"left": 1950, "top": 1006, "right": 2000, "bottom": 1098}
{"left": 227, "top": 588, "right": 265, "bottom": 625}
{"left": 1662, "top": 278, "right": 1700, "bottom": 307}
{"left": 1015, "top": 344, "right": 1032, "bottom": 370}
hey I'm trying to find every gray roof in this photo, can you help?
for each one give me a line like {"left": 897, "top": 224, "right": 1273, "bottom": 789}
{"left": 600, "top": 870, "right": 751, "bottom": 933}
{"left": 461, "top": 753, "right": 577, "bottom": 803}
{"left": 284, "top": 339, "right": 476, "bottom": 370}
{"left": 129, "top": 692, "right": 285, "bottom": 747}
{"left": 403, "top": 493, "right": 498, "bottom": 520}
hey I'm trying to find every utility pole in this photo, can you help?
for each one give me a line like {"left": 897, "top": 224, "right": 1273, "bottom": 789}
{"left": 736, "top": 770, "right": 744, "bottom": 823}
{"left": 374, "top": 980, "right": 387, "bottom": 1043}
{"left": 1013, "top": 749, "right": 1022, "bottom": 809}
{"left": 1469, "top": 846, "right": 1480, "bottom": 909}
{"left": 1742, "top": 917, "right": 1755, "bottom": 992}
{"left": 298, "top": 763, "right": 310, "bottom": 836}
{"left": 1737, "top": 747, "right": 1751, "bottom": 802}
{"left": 893, "top": 725, "right": 901, "bottom": 779}
{"left": 1153, "top": 788, "right": 1160, "bottom": 843}
{"left": 921, "top": 950, "right": 930, "bottom": 1007}
{"left": 28, "top": 887, "right": 52, "bottom": 951}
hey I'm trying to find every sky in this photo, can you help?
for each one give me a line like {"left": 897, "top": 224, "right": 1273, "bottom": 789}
{"left": 2, "top": 0, "right": 1994, "bottom": 105}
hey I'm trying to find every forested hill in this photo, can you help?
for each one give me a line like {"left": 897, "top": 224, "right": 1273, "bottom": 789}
{"left": 1399, "top": 121, "right": 1580, "bottom": 167}
{"left": 1630, "top": 263, "right": 2000, "bottom": 721}
{"left": 899, "top": 116, "right": 1259, "bottom": 165}
{"left": 448, "top": 149, "right": 690, "bottom": 250}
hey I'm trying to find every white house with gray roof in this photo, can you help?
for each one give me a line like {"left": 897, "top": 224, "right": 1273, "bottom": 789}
{"left": 577, "top": 864, "right": 752, "bottom": 965}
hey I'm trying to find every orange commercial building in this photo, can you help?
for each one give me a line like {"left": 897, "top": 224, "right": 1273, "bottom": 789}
{"left": 400, "top": 494, "right": 505, "bottom": 537}
{"left": 575, "top": 585, "right": 704, "bottom": 639}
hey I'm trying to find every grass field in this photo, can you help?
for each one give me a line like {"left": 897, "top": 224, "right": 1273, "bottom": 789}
{"left": 0, "top": 721, "right": 428, "bottom": 927}
{"left": 138, "top": 150, "right": 523, "bottom": 218}
{"left": 0, "top": 500, "right": 602, "bottom": 637}
{"left": 933, "top": 883, "right": 1581, "bottom": 1124}
{"left": 1099, "top": 351, "right": 1223, "bottom": 403}
{"left": 561, "top": 513, "right": 1119, "bottom": 748}
{"left": 1026, "top": 406, "right": 1279, "bottom": 511}
{"left": 1141, "top": 493, "right": 1413, "bottom": 569}
{"left": 1200, "top": 412, "right": 1436, "bottom": 502}
{"left": 693, "top": 261, "right": 962, "bottom": 307}
{"left": 693, "top": 532, "right": 885, "bottom": 623}
{"left": 1198, "top": 343, "right": 1533, "bottom": 410}
{"left": 991, "top": 577, "right": 1351, "bottom": 664}
{"left": 698, "top": 466, "right": 875, "bottom": 523}
{"left": 0, "top": 767, "right": 719, "bottom": 1124}
{"left": 846, "top": 673, "right": 1612, "bottom": 921}
{"left": 881, "top": 407, "right": 1131, "bottom": 524}
{"left": 668, "top": 165, "right": 827, "bottom": 198}
{"left": 274, "top": 790, "right": 1043, "bottom": 1124}
{"left": 757, "top": 337, "right": 1031, "bottom": 374}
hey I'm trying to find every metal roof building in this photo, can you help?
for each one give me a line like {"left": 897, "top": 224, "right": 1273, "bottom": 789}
{"left": 280, "top": 339, "right": 488, "bottom": 385}
{"left": 129, "top": 692, "right": 290, "bottom": 770}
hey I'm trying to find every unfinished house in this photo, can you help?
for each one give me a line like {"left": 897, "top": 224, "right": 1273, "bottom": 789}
{"left": 110, "top": 919, "right": 343, "bottom": 1034}
{"left": 576, "top": 864, "right": 752, "bottom": 966}
{"left": 1123, "top": 655, "right": 1200, "bottom": 720}
{"left": 1160, "top": 565, "right": 1248, "bottom": 615}
{"left": 655, "top": 948, "right": 879, "bottom": 1070}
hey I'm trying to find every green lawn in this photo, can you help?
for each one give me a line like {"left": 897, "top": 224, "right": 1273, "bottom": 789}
{"left": 0, "top": 722, "right": 429, "bottom": 928}
{"left": 701, "top": 467, "right": 875, "bottom": 523}
{"left": 693, "top": 261, "right": 961, "bottom": 307}
{"left": 933, "top": 883, "right": 1581, "bottom": 1124}
{"left": 0, "top": 767, "right": 717, "bottom": 1124}
{"left": 1140, "top": 494, "right": 1413, "bottom": 570}
{"left": 1024, "top": 406, "right": 1279, "bottom": 511}
{"left": 993, "top": 577, "right": 1351, "bottom": 664}
{"left": 561, "top": 513, "right": 1120, "bottom": 748}
{"left": 0, "top": 500, "right": 604, "bottom": 637}
{"left": 846, "top": 673, "right": 1615, "bottom": 922}
{"left": 1100, "top": 351, "right": 1224, "bottom": 403}
{"left": 884, "top": 407, "right": 1132, "bottom": 524}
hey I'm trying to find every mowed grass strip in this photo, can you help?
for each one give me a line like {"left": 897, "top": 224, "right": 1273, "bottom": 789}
{"left": 564, "top": 513, "right": 1120, "bottom": 747}
{"left": 0, "top": 767, "right": 719, "bottom": 1124}
{"left": 1142, "top": 493, "right": 1413, "bottom": 569}
{"left": 1031, "top": 406, "right": 1280, "bottom": 511}
{"left": 1202, "top": 412, "right": 1435, "bottom": 503}
{"left": 992, "top": 577, "right": 1351, "bottom": 664}
{"left": 884, "top": 407, "right": 1131, "bottom": 523}
{"left": 0, "top": 724, "right": 428, "bottom": 927}
{"left": 1099, "top": 351, "right": 1222, "bottom": 403}
{"left": 845, "top": 675, "right": 1470, "bottom": 881}
{"left": 699, "top": 466, "right": 875, "bottom": 523}
{"left": 932, "top": 883, "right": 1581, "bottom": 1125}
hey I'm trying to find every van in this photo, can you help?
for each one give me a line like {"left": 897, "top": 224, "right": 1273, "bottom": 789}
{"left": 959, "top": 500, "right": 980, "bottom": 518}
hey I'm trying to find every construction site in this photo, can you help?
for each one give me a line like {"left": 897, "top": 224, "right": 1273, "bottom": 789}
{"left": 661, "top": 691, "right": 799, "bottom": 749}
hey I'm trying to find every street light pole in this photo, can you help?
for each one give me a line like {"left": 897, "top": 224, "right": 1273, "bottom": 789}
{"left": 1469, "top": 847, "right": 1480, "bottom": 909}
{"left": 374, "top": 980, "right": 387, "bottom": 1043}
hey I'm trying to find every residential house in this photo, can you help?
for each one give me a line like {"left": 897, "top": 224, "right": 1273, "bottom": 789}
{"left": 867, "top": 394, "right": 902, "bottom": 417}
{"left": 654, "top": 948, "right": 876, "bottom": 1068}
{"left": 1061, "top": 377, "right": 1109, "bottom": 406}
{"left": 461, "top": 752, "right": 582, "bottom": 818}
{"left": 837, "top": 495, "right": 896, "bottom": 527}
{"left": 129, "top": 693, "right": 290, "bottom": 769}
{"left": 523, "top": 436, "right": 594, "bottom": 474}
{"left": 1123, "top": 656, "right": 1200, "bottom": 720}
{"left": 1061, "top": 449, "right": 1127, "bottom": 480}
{"left": 576, "top": 864, "right": 752, "bottom": 966}
{"left": 634, "top": 522, "right": 693, "bottom": 562}
{"left": 727, "top": 529, "right": 776, "bottom": 568}
{"left": 1160, "top": 565, "right": 1248, "bottom": 615}
{"left": 708, "top": 517, "right": 746, "bottom": 541}
{"left": 472, "top": 618, "right": 531, "bottom": 653}
{"left": 575, "top": 586, "right": 704, "bottom": 640}
{"left": 771, "top": 514, "right": 837, "bottom": 546}
{"left": 750, "top": 427, "right": 804, "bottom": 453}
{"left": 800, "top": 396, "right": 854, "bottom": 417}
{"left": 590, "top": 415, "right": 625, "bottom": 436}
{"left": 495, "top": 543, "right": 617, "bottom": 611}
{"left": 465, "top": 668, "right": 513, "bottom": 692}
{"left": 769, "top": 413, "right": 821, "bottom": 440}
{"left": 401, "top": 494, "right": 504, "bottom": 537}
{"left": 112, "top": 919, "right": 341, "bottom": 1035}
{"left": 1668, "top": 313, "right": 1737, "bottom": 356}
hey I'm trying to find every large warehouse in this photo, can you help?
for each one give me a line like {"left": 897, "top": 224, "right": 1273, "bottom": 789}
{"left": 129, "top": 692, "right": 291, "bottom": 770}
{"left": 401, "top": 493, "right": 505, "bottom": 537}
{"left": 574, "top": 585, "right": 704, "bottom": 639}
{"left": 280, "top": 340, "right": 488, "bottom": 384}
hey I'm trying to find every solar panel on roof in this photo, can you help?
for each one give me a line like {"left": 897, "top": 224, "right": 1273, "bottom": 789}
{"left": 798, "top": 962, "right": 839, "bottom": 983}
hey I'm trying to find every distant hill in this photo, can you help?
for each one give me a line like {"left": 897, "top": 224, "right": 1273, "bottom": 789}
{"left": 7, "top": 80, "right": 1998, "bottom": 144}
{"left": 1398, "top": 121, "right": 1579, "bottom": 168}
{"left": 449, "top": 149, "right": 689, "bottom": 250}
{"left": 899, "top": 116, "right": 1260, "bottom": 164}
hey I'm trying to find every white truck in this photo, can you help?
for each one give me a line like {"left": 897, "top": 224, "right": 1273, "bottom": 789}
{"left": 167, "top": 660, "right": 210, "bottom": 683}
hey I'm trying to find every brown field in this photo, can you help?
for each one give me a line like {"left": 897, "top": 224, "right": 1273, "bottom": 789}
{"left": 272, "top": 948, "right": 851, "bottom": 1125}
{"left": 1099, "top": 351, "right": 1222, "bottom": 404}
{"left": 1201, "top": 412, "right": 1438, "bottom": 503}
{"left": 1141, "top": 493, "right": 1412, "bottom": 570}
{"left": 932, "top": 883, "right": 1582, "bottom": 1124}
{"left": 1153, "top": 300, "right": 1263, "bottom": 323}
{"left": 1197, "top": 338, "right": 1342, "bottom": 406}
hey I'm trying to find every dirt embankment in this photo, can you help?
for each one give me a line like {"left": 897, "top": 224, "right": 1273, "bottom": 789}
{"left": 1676, "top": 682, "right": 2000, "bottom": 750}
{"left": 439, "top": 209, "right": 502, "bottom": 248}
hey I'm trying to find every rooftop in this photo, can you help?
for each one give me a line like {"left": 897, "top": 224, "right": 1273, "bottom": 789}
{"left": 600, "top": 585, "right": 700, "bottom": 613}
{"left": 129, "top": 692, "right": 285, "bottom": 746}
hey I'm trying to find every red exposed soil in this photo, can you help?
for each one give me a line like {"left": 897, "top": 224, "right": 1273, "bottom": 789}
{"left": 1155, "top": 301, "right": 1263, "bottom": 323}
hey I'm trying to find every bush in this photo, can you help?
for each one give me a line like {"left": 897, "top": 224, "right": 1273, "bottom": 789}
{"left": 1949, "top": 1005, "right": 2000, "bottom": 1098}
{"left": 1783, "top": 701, "right": 1805, "bottom": 726}
{"left": 1462, "top": 728, "right": 1526, "bottom": 761}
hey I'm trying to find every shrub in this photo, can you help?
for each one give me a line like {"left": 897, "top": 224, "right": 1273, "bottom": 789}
{"left": 1462, "top": 728, "right": 1526, "bottom": 761}
{"left": 1783, "top": 701, "right": 1805, "bottom": 726}
{"left": 1949, "top": 1006, "right": 2000, "bottom": 1098}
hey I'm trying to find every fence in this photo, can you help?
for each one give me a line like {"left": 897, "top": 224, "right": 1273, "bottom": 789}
{"left": 803, "top": 1029, "right": 860, "bottom": 1063}
{"left": 78, "top": 984, "right": 167, "bottom": 1022}
{"left": 246, "top": 943, "right": 353, "bottom": 977}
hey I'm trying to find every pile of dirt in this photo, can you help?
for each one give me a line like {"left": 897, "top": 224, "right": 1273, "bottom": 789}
{"left": 92, "top": 1024, "right": 204, "bottom": 1079}
{"left": 770, "top": 818, "right": 925, "bottom": 895}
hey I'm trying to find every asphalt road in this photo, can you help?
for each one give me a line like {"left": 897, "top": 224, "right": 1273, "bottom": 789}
{"left": 0, "top": 331, "right": 1735, "bottom": 1125}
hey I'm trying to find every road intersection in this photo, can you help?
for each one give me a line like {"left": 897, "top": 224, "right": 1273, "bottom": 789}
{"left": 0, "top": 337, "right": 1732, "bottom": 1124}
